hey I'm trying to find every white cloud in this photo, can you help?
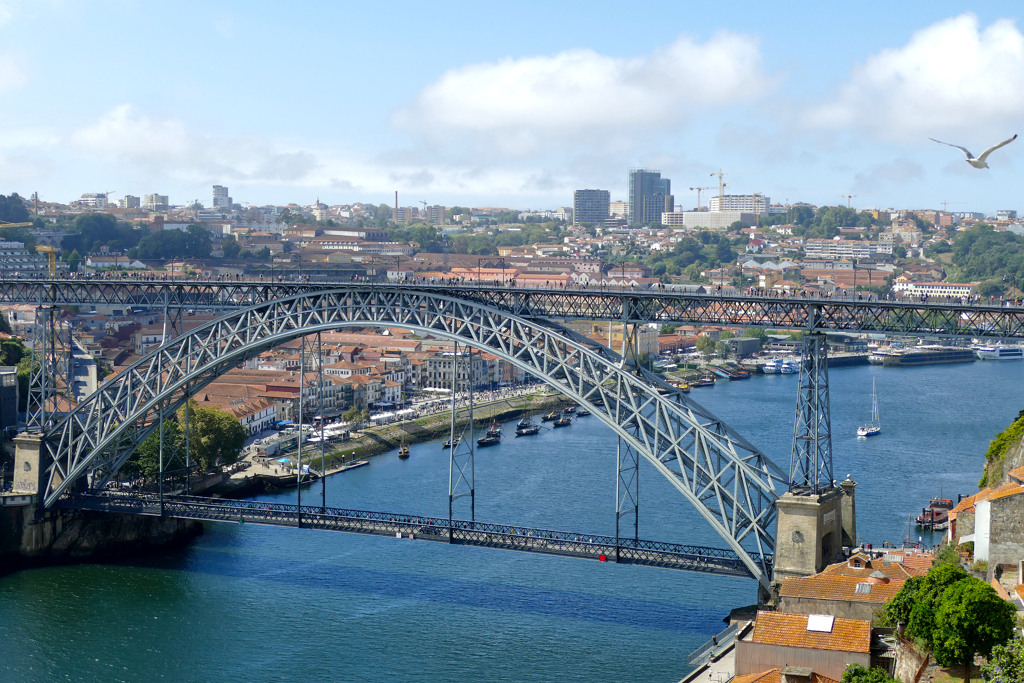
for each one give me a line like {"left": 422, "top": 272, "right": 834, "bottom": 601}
{"left": 0, "top": 52, "right": 27, "bottom": 91}
{"left": 852, "top": 158, "right": 925, "bottom": 192}
{"left": 68, "top": 104, "right": 320, "bottom": 183}
{"left": 804, "top": 14, "right": 1024, "bottom": 138}
{"left": 394, "top": 32, "right": 773, "bottom": 155}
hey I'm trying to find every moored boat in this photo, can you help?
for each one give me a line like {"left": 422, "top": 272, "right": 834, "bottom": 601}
{"left": 476, "top": 434, "right": 501, "bottom": 447}
{"left": 763, "top": 359, "right": 779, "bottom": 374}
{"left": 857, "top": 378, "right": 881, "bottom": 437}
{"left": 515, "top": 425, "right": 541, "bottom": 437}
{"left": 575, "top": 407, "right": 591, "bottom": 417}
{"left": 553, "top": 414, "right": 573, "bottom": 427}
{"left": 974, "top": 343, "right": 1024, "bottom": 360}
{"left": 691, "top": 375, "right": 715, "bottom": 387}
{"left": 442, "top": 438, "right": 460, "bottom": 449}
{"left": 541, "top": 410, "right": 560, "bottom": 422}
{"left": 915, "top": 497, "right": 954, "bottom": 528}
{"left": 398, "top": 443, "right": 410, "bottom": 459}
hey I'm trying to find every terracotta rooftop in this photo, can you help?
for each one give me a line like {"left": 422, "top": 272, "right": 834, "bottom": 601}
{"left": 879, "top": 550, "right": 934, "bottom": 573}
{"left": 991, "top": 578, "right": 1012, "bottom": 601}
{"left": 752, "top": 611, "right": 870, "bottom": 654}
{"left": 733, "top": 669, "right": 839, "bottom": 683}
{"left": 820, "top": 555, "right": 921, "bottom": 579}
{"left": 988, "top": 481, "right": 1024, "bottom": 502}
{"left": 1009, "top": 466, "right": 1024, "bottom": 484}
{"left": 1014, "top": 585, "right": 1024, "bottom": 603}
{"left": 780, "top": 574, "right": 903, "bottom": 603}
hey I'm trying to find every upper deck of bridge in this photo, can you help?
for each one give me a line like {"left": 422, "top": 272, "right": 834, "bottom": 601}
{"left": 1, "top": 277, "right": 1021, "bottom": 338}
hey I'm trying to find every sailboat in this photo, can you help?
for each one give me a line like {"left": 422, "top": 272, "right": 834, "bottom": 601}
{"left": 857, "top": 378, "right": 881, "bottom": 437}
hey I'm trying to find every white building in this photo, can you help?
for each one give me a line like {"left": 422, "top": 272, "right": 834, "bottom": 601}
{"left": 892, "top": 282, "right": 977, "bottom": 298}
{"left": 79, "top": 193, "right": 107, "bottom": 209}
{"left": 212, "top": 185, "right": 232, "bottom": 209}
{"left": 609, "top": 201, "right": 629, "bottom": 218}
{"left": 661, "top": 211, "right": 759, "bottom": 230}
{"left": 803, "top": 239, "right": 893, "bottom": 260}
{"left": 708, "top": 195, "right": 771, "bottom": 213}
{"left": 143, "top": 194, "right": 169, "bottom": 212}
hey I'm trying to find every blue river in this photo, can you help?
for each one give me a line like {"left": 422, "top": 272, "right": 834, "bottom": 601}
{"left": 1, "top": 360, "right": 1019, "bottom": 683}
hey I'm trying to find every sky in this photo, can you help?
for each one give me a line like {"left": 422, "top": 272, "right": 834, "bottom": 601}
{"left": 1, "top": 0, "right": 1023, "bottom": 215}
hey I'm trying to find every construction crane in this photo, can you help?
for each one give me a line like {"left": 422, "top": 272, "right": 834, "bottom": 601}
{"left": 709, "top": 169, "right": 761, "bottom": 208}
{"left": 0, "top": 220, "right": 35, "bottom": 228}
{"left": 689, "top": 186, "right": 714, "bottom": 211}
{"left": 36, "top": 245, "right": 57, "bottom": 277}
{"left": 940, "top": 201, "right": 966, "bottom": 212}
{"left": 839, "top": 194, "right": 877, "bottom": 208}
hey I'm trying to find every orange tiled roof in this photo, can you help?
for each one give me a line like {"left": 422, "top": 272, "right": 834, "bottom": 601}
{"left": 988, "top": 481, "right": 1024, "bottom": 502}
{"left": 1009, "top": 466, "right": 1024, "bottom": 484}
{"left": 780, "top": 574, "right": 903, "bottom": 604}
{"left": 880, "top": 550, "right": 934, "bottom": 573}
{"left": 950, "top": 492, "right": 981, "bottom": 515}
{"left": 733, "top": 670, "right": 839, "bottom": 683}
{"left": 1014, "top": 585, "right": 1024, "bottom": 603}
{"left": 820, "top": 557, "right": 919, "bottom": 580}
{"left": 751, "top": 611, "right": 870, "bottom": 654}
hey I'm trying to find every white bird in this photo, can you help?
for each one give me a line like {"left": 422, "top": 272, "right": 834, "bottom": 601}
{"left": 929, "top": 134, "right": 1018, "bottom": 169}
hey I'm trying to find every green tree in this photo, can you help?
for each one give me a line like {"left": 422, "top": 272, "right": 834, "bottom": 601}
{"left": 177, "top": 399, "right": 247, "bottom": 471}
{"left": 660, "top": 324, "right": 678, "bottom": 334}
{"left": 883, "top": 574, "right": 924, "bottom": 626}
{"left": 0, "top": 339, "right": 28, "bottom": 366}
{"left": 842, "top": 664, "right": 899, "bottom": 683}
{"left": 716, "top": 340, "right": 732, "bottom": 359}
{"left": 982, "top": 633, "right": 1024, "bottom": 683}
{"left": 906, "top": 563, "right": 971, "bottom": 642}
{"left": 696, "top": 335, "right": 716, "bottom": 360}
{"left": 221, "top": 237, "right": 241, "bottom": 258}
{"left": 932, "top": 579, "right": 1017, "bottom": 682}
{"left": 256, "top": 246, "right": 271, "bottom": 260}
{"left": 0, "top": 193, "right": 30, "bottom": 224}
{"left": 932, "top": 544, "right": 961, "bottom": 568}
{"left": 126, "top": 421, "right": 184, "bottom": 479}
{"left": 742, "top": 327, "right": 767, "bottom": 340}
{"left": 65, "top": 249, "right": 82, "bottom": 271}
{"left": 342, "top": 406, "right": 361, "bottom": 424}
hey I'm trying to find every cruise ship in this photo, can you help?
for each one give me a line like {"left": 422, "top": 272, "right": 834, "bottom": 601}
{"left": 973, "top": 343, "right": 1024, "bottom": 361}
{"left": 881, "top": 345, "right": 976, "bottom": 367}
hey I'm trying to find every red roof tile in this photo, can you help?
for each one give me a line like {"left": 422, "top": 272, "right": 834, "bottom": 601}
{"left": 752, "top": 611, "right": 870, "bottom": 654}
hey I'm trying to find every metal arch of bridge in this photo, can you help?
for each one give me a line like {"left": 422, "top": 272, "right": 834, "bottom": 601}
{"left": 4, "top": 279, "right": 1024, "bottom": 338}
{"left": 40, "top": 287, "right": 786, "bottom": 588}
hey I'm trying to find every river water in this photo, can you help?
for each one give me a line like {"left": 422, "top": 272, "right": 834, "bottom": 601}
{"left": 1, "top": 361, "right": 1020, "bottom": 683}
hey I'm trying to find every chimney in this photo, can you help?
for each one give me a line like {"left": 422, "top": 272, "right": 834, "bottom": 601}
{"left": 395, "top": 191, "right": 398, "bottom": 213}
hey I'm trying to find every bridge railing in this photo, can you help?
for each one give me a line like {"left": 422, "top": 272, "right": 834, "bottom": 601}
{"left": 60, "top": 492, "right": 770, "bottom": 578}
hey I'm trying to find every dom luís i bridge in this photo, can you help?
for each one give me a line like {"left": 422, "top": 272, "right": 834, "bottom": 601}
{"left": 7, "top": 278, "right": 1024, "bottom": 593}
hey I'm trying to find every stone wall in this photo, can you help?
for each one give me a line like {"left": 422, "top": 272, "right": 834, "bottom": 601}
{"left": 989, "top": 493, "right": 1024, "bottom": 568}
{"left": 0, "top": 502, "right": 202, "bottom": 576}
{"left": 892, "top": 636, "right": 929, "bottom": 683}
{"left": 776, "top": 596, "right": 884, "bottom": 622}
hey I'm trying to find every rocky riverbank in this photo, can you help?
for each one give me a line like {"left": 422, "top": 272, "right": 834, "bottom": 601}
{"left": 0, "top": 501, "right": 203, "bottom": 577}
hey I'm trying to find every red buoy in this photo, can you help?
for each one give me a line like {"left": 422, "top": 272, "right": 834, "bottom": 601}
{"left": 599, "top": 554, "right": 607, "bottom": 562}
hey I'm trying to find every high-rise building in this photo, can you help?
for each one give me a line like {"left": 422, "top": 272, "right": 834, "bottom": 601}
{"left": 212, "top": 185, "right": 232, "bottom": 209}
{"left": 143, "top": 194, "right": 169, "bottom": 212}
{"left": 708, "top": 194, "right": 771, "bottom": 214}
{"left": 627, "top": 169, "right": 672, "bottom": 225}
{"left": 609, "top": 200, "right": 629, "bottom": 218}
{"left": 122, "top": 195, "right": 140, "bottom": 209}
{"left": 393, "top": 207, "right": 414, "bottom": 224}
{"left": 573, "top": 189, "right": 610, "bottom": 226}
{"left": 997, "top": 210, "right": 1018, "bottom": 221}
{"left": 426, "top": 205, "right": 446, "bottom": 224}
{"left": 79, "top": 193, "right": 107, "bottom": 209}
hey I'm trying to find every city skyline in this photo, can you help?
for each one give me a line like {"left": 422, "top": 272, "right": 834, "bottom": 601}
{"left": 0, "top": 2, "right": 1021, "bottom": 213}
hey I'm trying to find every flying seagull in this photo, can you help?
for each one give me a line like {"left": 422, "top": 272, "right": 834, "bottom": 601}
{"left": 929, "top": 134, "right": 1018, "bottom": 168}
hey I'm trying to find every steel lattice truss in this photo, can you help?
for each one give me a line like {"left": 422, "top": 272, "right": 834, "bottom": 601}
{"left": 3, "top": 279, "right": 1024, "bottom": 337}
{"left": 41, "top": 288, "right": 785, "bottom": 587}
{"left": 61, "top": 492, "right": 769, "bottom": 578}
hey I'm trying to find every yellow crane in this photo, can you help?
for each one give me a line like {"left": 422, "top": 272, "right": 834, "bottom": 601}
{"left": 36, "top": 245, "right": 57, "bottom": 277}
{"left": 0, "top": 221, "right": 35, "bottom": 228}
